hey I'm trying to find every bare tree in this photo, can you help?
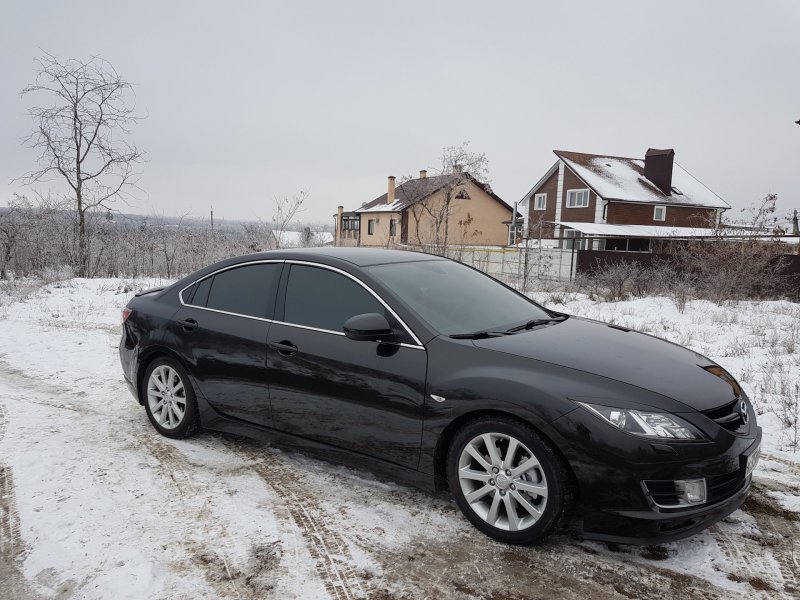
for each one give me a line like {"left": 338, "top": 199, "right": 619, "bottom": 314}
{"left": 0, "top": 195, "right": 27, "bottom": 279}
{"left": 401, "top": 142, "right": 490, "bottom": 254}
{"left": 270, "top": 191, "right": 308, "bottom": 249}
{"left": 18, "top": 52, "right": 143, "bottom": 277}
{"left": 670, "top": 193, "right": 788, "bottom": 302}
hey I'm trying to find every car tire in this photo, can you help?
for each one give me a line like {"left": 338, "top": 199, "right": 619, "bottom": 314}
{"left": 142, "top": 357, "right": 200, "bottom": 439}
{"left": 447, "top": 417, "right": 572, "bottom": 545}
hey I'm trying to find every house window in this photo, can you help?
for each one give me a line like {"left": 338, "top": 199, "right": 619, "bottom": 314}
{"left": 389, "top": 219, "right": 398, "bottom": 236}
{"left": 534, "top": 193, "right": 547, "bottom": 211}
{"left": 563, "top": 229, "right": 586, "bottom": 250}
{"left": 367, "top": 219, "right": 376, "bottom": 235}
{"left": 566, "top": 189, "right": 590, "bottom": 208}
{"left": 653, "top": 205, "right": 666, "bottom": 222}
{"left": 342, "top": 217, "right": 359, "bottom": 231}
{"left": 455, "top": 189, "right": 471, "bottom": 199}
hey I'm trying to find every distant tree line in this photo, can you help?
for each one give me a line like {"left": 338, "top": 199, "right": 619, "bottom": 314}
{"left": 0, "top": 194, "right": 327, "bottom": 280}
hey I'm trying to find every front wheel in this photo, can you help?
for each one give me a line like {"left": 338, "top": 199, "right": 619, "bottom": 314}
{"left": 143, "top": 358, "right": 200, "bottom": 439}
{"left": 447, "top": 417, "right": 571, "bottom": 545}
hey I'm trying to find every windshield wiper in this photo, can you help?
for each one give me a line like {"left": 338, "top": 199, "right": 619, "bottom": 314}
{"left": 449, "top": 330, "right": 511, "bottom": 340}
{"left": 506, "top": 314, "right": 568, "bottom": 333}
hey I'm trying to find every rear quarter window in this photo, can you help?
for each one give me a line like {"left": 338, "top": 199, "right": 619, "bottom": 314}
{"left": 203, "top": 263, "right": 282, "bottom": 319}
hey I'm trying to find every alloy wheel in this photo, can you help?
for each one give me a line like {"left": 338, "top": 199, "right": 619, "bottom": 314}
{"left": 457, "top": 432, "right": 548, "bottom": 532}
{"left": 146, "top": 365, "right": 187, "bottom": 430}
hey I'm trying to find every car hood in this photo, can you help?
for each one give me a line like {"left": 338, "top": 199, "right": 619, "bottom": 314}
{"left": 472, "top": 316, "right": 737, "bottom": 412}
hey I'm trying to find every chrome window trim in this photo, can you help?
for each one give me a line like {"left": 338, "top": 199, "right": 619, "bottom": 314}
{"left": 176, "top": 258, "right": 426, "bottom": 349}
{"left": 285, "top": 260, "right": 424, "bottom": 347}
{"left": 178, "top": 259, "right": 286, "bottom": 308}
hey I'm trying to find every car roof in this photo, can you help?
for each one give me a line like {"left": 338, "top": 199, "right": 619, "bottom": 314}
{"left": 249, "top": 247, "right": 446, "bottom": 267}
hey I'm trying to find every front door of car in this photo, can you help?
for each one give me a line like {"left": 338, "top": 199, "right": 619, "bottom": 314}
{"left": 171, "top": 261, "right": 283, "bottom": 426}
{"left": 267, "top": 263, "right": 427, "bottom": 469}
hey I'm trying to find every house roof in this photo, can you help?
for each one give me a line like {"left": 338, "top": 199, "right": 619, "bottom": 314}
{"left": 270, "top": 229, "right": 334, "bottom": 247}
{"left": 554, "top": 221, "right": 721, "bottom": 238}
{"left": 549, "top": 150, "right": 730, "bottom": 210}
{"left": 355, "top": 173, "right": 512, "bottom": 213}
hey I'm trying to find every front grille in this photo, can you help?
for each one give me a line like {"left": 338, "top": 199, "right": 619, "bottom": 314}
{"left": 703, "top": 399, "right": 747, "bottom": 434}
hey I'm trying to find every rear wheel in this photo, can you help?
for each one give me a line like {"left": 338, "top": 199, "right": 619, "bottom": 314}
{"left": 447, "top": 417, "right": 570, "bottom": 545}
{"left": 143, "top": 358, "right": 199, "bottom": 439}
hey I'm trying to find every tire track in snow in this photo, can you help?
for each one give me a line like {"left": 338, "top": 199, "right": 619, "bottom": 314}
{"left": 0, "top": 463, "right": 23, "bottom": 562}
{"left": 712, "top": 485, "right": 799, "bottom": 598}
{"left": 0, "top": 401, "right": 8, "bottom": 443}
{"left": 222, "top": 439, "right": 372, "bottom": 600}
{"left": 0, "top": 398, "right": 22, "bottom": 562}
{"left": 138, "top": 434, "right": 252, "bottom": 598}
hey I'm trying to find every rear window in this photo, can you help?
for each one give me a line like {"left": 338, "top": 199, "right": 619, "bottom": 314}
{"left": 203, "top": 263, "right": 282, "bottom": 319}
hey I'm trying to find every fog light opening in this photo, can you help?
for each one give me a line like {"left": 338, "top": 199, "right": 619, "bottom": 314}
{"left": 675, "top": 479, "right": 706, "bottom": 505}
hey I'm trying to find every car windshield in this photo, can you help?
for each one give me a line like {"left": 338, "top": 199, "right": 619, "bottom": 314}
{"left": 367, "top": 259, "right": 552, "bottom": 336}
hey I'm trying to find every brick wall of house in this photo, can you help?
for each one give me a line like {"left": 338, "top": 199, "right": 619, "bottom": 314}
{"left": 606, "top": 203, "right": 718, "bottom": 227}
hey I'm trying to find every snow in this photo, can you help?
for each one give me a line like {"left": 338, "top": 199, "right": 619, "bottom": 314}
{"left": 558, "top": 152, "right": 730, "bottom": 209}
{"left": 0, "top": 278, "right": 798, "bottom": 598}
{"left": 555, "top": 221, "right": 721, "bottom": 237}
{"left": 270, "top": 230, "right": 334, "bottom": 247}
{"left": 354, "top": 201, "right": 404, "bottom": 213}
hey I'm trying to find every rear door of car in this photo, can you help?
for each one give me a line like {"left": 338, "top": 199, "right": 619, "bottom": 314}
{"left": 266, "top": 261, "right": 427, "bottom": 468}
{"left": 171, "top": 260, "right": 284, "bottom": 426}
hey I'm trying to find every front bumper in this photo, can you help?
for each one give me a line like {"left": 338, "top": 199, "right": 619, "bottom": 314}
{"left": 553, "top": 407, "right": 762, "bottom": 544}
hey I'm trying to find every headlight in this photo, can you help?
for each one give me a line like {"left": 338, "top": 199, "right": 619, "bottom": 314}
{"left": 577, "top": 402, "right": 706, "bottom": 441}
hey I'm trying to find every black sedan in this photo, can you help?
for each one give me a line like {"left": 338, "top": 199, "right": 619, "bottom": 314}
{"left": 119, "top": 248, "right": 761, "bottom": 545}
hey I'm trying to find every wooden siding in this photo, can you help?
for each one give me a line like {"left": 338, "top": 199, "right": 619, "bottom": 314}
{"left": 560, "top": 166, "right": 597, "bottom": 222}
{"left": 606, "top": 203, "right": 717, "bottom": 227}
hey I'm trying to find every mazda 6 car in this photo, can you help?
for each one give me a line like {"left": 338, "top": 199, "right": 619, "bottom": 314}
{"left": 119, "top": 248, "right": 761, "bottom": 544}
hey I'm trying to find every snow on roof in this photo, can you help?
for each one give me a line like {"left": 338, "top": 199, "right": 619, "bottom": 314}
{"left": 270, "top": 230, "right": 334, "bottom": 246}
{"left": 356, "top": 200, "right": 406, "bottom": 213}
{"left": 555, "top": 151, "right": 730, "bottom": 210}
{"left": 554, "top": 221, "right": 722, "bottom": 237}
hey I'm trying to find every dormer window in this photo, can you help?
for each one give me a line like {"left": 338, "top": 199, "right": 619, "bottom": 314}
{"left": 653, "top": 205, "right": 666, "bottom": 221}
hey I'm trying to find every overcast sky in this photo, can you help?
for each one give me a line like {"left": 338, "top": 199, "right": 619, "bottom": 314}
{"left": 2, "top": 0, "right": 799, "bottom": 226}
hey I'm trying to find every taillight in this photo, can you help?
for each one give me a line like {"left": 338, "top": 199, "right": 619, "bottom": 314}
{"left": 122, "top": 308, "right": 132, "bottom": 323}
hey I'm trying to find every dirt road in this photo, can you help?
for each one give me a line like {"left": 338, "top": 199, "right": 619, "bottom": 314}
{"left": 1, "top": 360, "right": 798, "bottom": 600}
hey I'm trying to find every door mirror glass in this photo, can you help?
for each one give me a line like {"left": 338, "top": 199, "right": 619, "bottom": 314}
{"left": 343, "top": 313, "right": 393, "bottom": 342}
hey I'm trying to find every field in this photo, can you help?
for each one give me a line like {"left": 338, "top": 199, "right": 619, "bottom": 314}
{"left": 0, "top": 278, "right": 798, "bottom": 599}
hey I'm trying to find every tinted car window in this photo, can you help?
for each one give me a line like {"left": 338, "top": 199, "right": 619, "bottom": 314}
{"left": 367, "top": 260, "right": 550, "bottom": 335}
{"left": 189, "top": 276, "right": 213, "bottom": 307}
{"left": 284, "top": 265, "right": 385, "bottom": 332}
{"left": 205, "top": 263, "right": 282, "bottom": 318}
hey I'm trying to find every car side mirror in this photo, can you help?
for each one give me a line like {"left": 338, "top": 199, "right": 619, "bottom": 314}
{"left": 343, "top": 313, "right": 394, "bottom": 342}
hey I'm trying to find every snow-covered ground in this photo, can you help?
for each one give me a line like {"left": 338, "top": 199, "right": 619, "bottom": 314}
{"left": 0, "top": 278, "right": 798, "bottom": 599}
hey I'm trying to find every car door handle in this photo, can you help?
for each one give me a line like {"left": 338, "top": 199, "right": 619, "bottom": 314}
{"left": 269, "top": 340, "right": 298, "bottom": 356}
{"left": 177, "top": 318, "right": 199, "bottom": 332}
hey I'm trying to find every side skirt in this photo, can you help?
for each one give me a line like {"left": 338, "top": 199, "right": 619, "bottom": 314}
{"left": 197, "top": 395, "right": 437, "bottom": 492}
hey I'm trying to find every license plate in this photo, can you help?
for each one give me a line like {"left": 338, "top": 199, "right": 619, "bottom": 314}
{"left": 745, "top": 443, "right": 760, "bottom": 478}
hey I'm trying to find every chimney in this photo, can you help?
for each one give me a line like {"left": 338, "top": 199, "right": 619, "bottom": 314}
{"left": 387, "top": 175, "right": 396, "bottom": 205}
{"left": 792, "top": 209, "right": 799, "bottom": 236}
{"left": 419, "top": 169, "right": 427, "bottom": 179}
{"left": 336, "top": 205, "right": 343, "bottom": 246}
{"left": 644, "top": 148, "right": 675, "bottom": 196}
{"left": 453, "top": 164, "right": 463, "bottom": 174}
